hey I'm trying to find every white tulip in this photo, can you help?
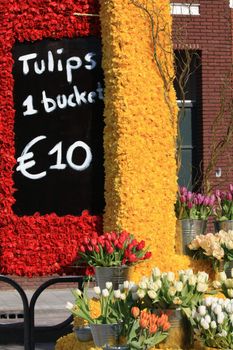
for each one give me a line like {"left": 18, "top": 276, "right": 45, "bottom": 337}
{"left": 200, "top": 318, "right": 209, "bottom": 330}
{"left": 197, "top": 272, "right": 209, "bottom": 284}
{"left": 168, "top": 286, "right": 177, "bottom": 297}
{"left": 74, "top": 288, "right": 82, "bottom": 297}
{"left": 217, "top": 312, "right": 225, "bottom": 324}
{"left": 152, "top": 267, "right": 161, "bottom": 278}
{"left": 230, "top": 314, "right": 233, "bottom": 324}
{"left": 212, "top": 280, "right": 221, "bottom": 289}
{"left": 174, "top": 281, "right": 183, "bottom": 292}
{"left": 197, "top": 283, "right": 208, "bottom": 293}
{"left": 139, "top": 281, "right": 148, "bottom": 290}
{"left": 188, "top": 275, "right": 197, "bottom": 286}
{"left": 210, "top": 320, "right": 217, "bottom": 329}
{"left": 120, "top": 293, "right": 126, "bottom": 300}
{"left": 66, "top": 301, "right": 74, "bottom": 311}
{"left": 213, "top": 304, "right": 222, "bottom": 315}
{"left": 228, "top": 289, "right": 233, "bottom": 298}
{"left": 204, "top": 297, "right": 214, "bottom": 307}
{"left": 105, "top": 282, "right": 113, "bottom": 290}
{"left": 219, "top": 330, "right": 227, "bottom": 337}
{"left": 114, "top": 290, "right": 121, "bottom": 299}
{"left": 137, "top": 289, "right": 146, "bottom": 299}
{"left": 102, "top": 289, "right": 109, "bottom": 297}
{"left": 167, "top": 272, "right": 175, "bottom": 282}
{"left": 204, "top": 315, "right": 211, "bottom": 323}
{"left": 93, "top": 286, "right": 101, "bottom": 295}
{"left": 219, "top": 271, "right": 227, "bottom": 281}
{"left": 123, "top": 280, "right": 129, "bottom": 290}
{"left": 147, "top": 290, "right": 157, "bottom": 300}
{"left": 198, "top": 305, "right": 207, "bottom": 316}
{"left": 231, "top": 268, "right": 233, "bottom": 278}
{"left": 156, "top": 280, "right": 162, "bottom": 289}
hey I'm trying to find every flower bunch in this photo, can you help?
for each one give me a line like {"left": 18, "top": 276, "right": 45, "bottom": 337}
{"left": 213, "top": 270, "right": 233, "bottom": 299}
{"left": 66, "top": 281, "right": 137, "bottom": 328}
{"left": 175, "top": 186, "right": 215, "bottom": 220}
{"left": 127, "top": 307, "right": 170, "bottom": 350}
{"left": 191, "top": 297, "right": 233, "bottom": 349}
{"left": 214, "top": 185, "right": 233, "bottom": 221}
{"left": 135, "top": 267, "right": 209, "bottom": 315}
{"left": 78, "top": 231, "right": 151, "bottom": 267}
{"left": 188, "top": 230, "right": 233, "bottom": 270}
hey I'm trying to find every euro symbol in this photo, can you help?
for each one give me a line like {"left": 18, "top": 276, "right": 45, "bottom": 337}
{"left": 16, "top": 135, "right": 47, "bottom": 180}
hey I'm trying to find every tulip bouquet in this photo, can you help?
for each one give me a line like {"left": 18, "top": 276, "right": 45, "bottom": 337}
{"left": 77, "top": 230, "right": 151, "bottom": 267}
{"left": 214, "top": 185, "right": 233, "bottom": 221}
{"left": 175, "top": 186, "right": 215, "bottom": 220}
{"left": 134, "top": 267, "right": 209, "bottom": 316}
{"left": 66, "top": 281, "right": 137, "bottom": 326}
{"left": 188, "top": 230, "right": 233, "bottom": 270}
{"left": 191, "top": 297, "right": 233, "bottom": 349}
{"left": 127, "top": 307, "right": 170, "bottom": 350}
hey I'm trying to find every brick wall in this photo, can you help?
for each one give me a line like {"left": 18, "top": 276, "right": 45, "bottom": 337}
{"left": 172, "top": 0, "right": 233, "bottom": 191}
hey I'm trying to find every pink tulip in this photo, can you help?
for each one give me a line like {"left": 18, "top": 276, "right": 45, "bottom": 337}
{"left": 180, "top": 195, "right": 186, "bottom": 203}
{"left": 215, "top": 190, "right": 221, "bottom": 198}
{"left": 180, "top": 186, "right": 188, "bottom": 195}
{"left": 203, "top": 197, "right": 210, "bottom": 206}
{"left": 230, "top": 184, "right": 233, "bottom": 193}
{"left": 226, "top": 192, "right": 233, "bottom": 201}
{"left": 187, "top": 201, "right": 193, "bottom": 209}
{"left": 196, "top": 194, "right": 204, "bottom": 205}
{"left": 187, "top": 191, "right": 193, "bottom": 201}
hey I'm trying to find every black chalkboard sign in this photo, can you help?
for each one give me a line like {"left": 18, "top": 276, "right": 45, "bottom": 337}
{"left": 12, "top": 37, "right": 105, "bottom": 216}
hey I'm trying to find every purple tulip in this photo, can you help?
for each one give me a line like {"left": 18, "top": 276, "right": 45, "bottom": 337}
{"left": 226, "top": 191, "right": 233, "bottom": 201}
{"left": 180, "top": 195, "right": 186, "bottom": 204}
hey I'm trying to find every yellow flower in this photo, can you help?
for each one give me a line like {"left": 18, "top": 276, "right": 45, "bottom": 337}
{"left": 89, "top": 298, "right": 101, "bottom": 319}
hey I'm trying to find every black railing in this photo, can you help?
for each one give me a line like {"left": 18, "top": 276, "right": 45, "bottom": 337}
{"left": 0, "top": 275, "right": 83, "bottom": 350}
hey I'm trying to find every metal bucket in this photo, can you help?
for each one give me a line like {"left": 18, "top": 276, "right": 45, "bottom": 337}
{"left": 104, "top": 346, "right": 130, "bottom": 350}
{"left": 90, "top": 323, "right": 122, "bottom": 347}
{"left": 94, "top": 266, "right": 129, "bottom": 290}
{"left": 214, "top": 220, "right": 233, "bottom": 233}
{"left": 73, "top": 326, "right": 93, "bottom": 342}
{"left": 178, "top": 219, "right": 207, "bottom": 255}
{"left": 154, "top": 309, "right": 192, "bottom": 349}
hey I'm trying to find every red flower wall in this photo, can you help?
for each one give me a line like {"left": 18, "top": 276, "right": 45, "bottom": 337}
{"left": 0, "top": 0, "right": 103, "bottom": 276}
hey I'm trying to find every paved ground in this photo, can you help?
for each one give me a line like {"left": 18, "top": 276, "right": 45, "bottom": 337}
{"left": 0, "top": 288, "right": 76, "bottom": 349}
{"left": 0, "top": 289, "right": 73, "bottom": 325}
{"left": 0, "top": 344, "right": 54, "bottom": 350}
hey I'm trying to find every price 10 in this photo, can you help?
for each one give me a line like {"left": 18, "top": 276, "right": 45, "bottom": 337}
{"left": 16, "top": 135, "right": 92, "bottom": 180}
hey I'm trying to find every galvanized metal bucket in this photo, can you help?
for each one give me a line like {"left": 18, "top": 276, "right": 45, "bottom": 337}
{"left": 94, "top": 266, "right": 129, "bottom": 290}
{"left": 214, "top": 220, "right": 233, "bottom": 233}
{"left": 153, "top": 309, "right": 192, "bottom": 349}
{"left": 104, "top": 346, "right": 130, "bottom": 350}
{"left": 73, "top": 326, "right": 93, "bottom": 342}
{"left": 178, "top": 219, "right": 207, "bottom": 255}
{"left": 90, "top": 323, "right": 122, "bottom": 347}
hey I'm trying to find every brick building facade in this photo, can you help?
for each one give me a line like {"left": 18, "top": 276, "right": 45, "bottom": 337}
{"left": 172, "top": 0, "right": 233, "bottom": 191}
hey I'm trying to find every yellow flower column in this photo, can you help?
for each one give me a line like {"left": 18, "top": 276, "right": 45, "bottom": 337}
{"left": 99, "top": 0, "right": 195, "bottom": 278}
